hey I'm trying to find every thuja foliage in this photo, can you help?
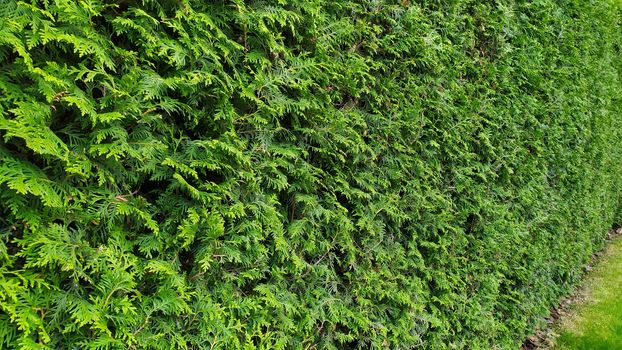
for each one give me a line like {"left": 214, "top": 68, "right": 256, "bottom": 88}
{"left": 1, "top": 0, "right": 622, "bottom": 348}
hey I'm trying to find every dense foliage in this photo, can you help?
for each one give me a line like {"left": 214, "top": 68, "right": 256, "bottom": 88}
{"left": 1, "top": 0, "right": 622, "bottom": 348}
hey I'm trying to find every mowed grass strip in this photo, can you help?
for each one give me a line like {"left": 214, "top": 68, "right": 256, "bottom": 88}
{"left": 554, "top": 236, "right": 622, "bottom": 350}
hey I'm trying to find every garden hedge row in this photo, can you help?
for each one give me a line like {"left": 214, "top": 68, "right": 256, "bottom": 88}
{"left": 1, "top": 0, "right": 622, "bottom": 348}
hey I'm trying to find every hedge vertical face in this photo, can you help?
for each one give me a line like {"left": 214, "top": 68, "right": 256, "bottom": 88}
{"left": 0, "top": 0, "right": 621, "bottom": 348}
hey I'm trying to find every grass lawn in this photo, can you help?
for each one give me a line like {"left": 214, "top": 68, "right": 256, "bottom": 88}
{"left": 553, "top": 236, "right": 622, "bottom": 350}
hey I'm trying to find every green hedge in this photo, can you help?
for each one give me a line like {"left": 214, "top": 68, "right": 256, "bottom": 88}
{"left": 1, "top": 0, "right": 622, "bottom": 348}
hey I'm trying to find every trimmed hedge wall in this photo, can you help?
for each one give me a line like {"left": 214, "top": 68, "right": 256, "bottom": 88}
{"left": 1, "top": 0, "right": 622, "bottom": 348}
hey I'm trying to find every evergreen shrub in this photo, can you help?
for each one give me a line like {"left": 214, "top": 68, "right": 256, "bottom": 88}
{"left": 1, "top": 0, "right": 622, "bottom": 348}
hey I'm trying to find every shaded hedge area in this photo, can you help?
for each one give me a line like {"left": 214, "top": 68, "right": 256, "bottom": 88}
{"left": 1, "top": 0, "right": 622, "bottom": 348}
